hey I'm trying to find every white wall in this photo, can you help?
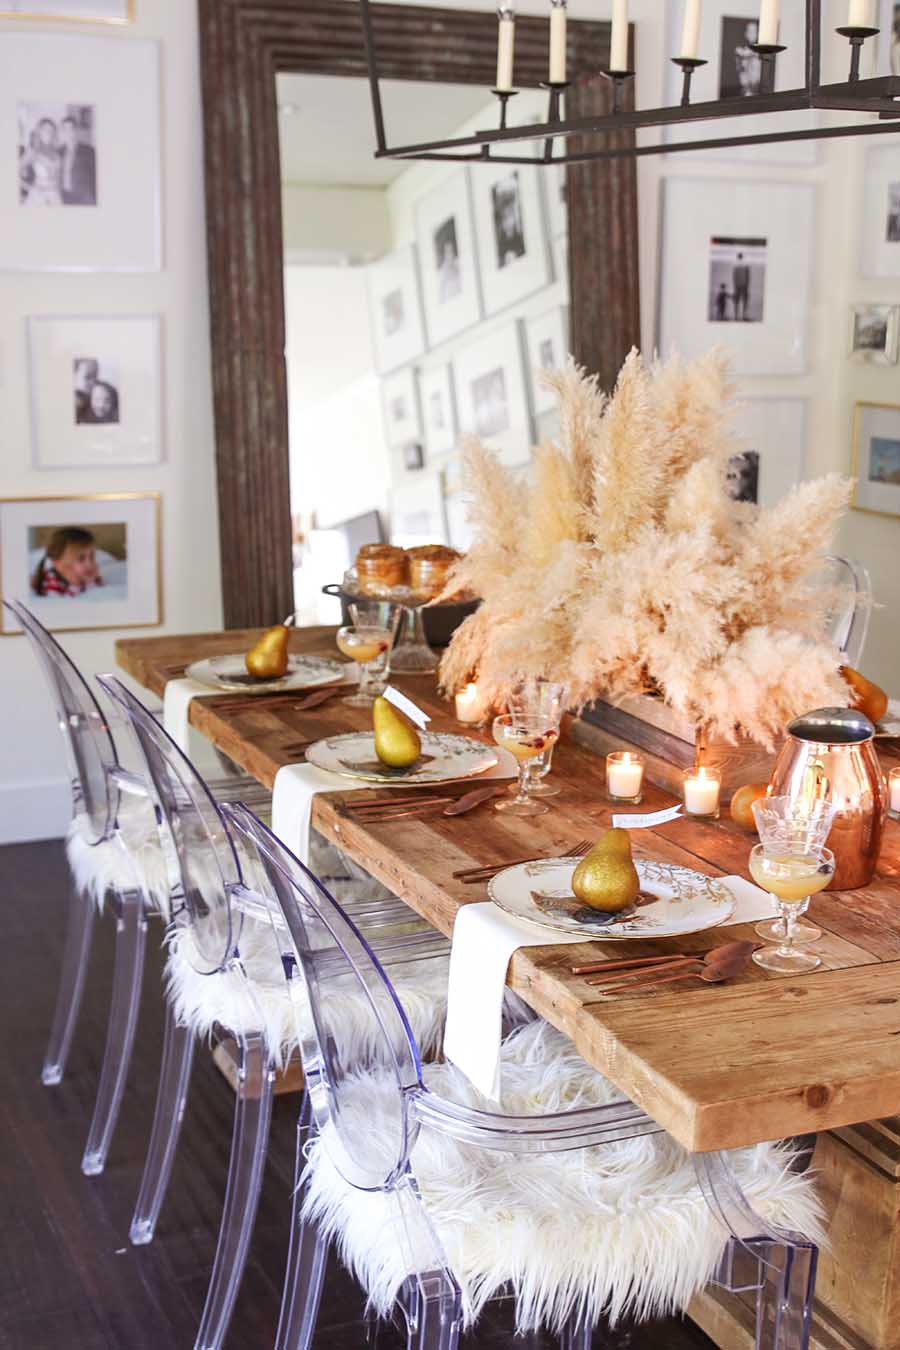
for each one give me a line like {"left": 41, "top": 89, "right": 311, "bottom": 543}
{"left": 0, "top": 2, "right": 221, "bottom": 843}
{"left": 282, "top": 183, "right": 392, "bottom": 262}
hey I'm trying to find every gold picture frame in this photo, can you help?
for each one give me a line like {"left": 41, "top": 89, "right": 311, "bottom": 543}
{"left": 851, "top": 401, "right": 900, "bottom": 520}
{"left": 0, "top": 490, "right": 162, "bottom": 635}
{"left": 0, "top": 1, "right": 132, "bottom": 23}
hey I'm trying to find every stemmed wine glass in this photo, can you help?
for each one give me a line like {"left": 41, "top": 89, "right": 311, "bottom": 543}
{"left": 748, "top": 843, "right": 835, "bottom": 974}
{"left": 492, "top": 713, "right": 559, "bottom": 817}
{"left": 507, "top": 680, "right": 565, "bottom": 799}
{"left": 335, "top": 600, "right": 398, "bottom": 707}
{"left": 752, "top": 796, "right": 836, "bottom": 946}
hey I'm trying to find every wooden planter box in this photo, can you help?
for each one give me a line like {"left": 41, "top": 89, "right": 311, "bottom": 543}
{"left": 575, "top": 692, "right": 778, "bottom": 802}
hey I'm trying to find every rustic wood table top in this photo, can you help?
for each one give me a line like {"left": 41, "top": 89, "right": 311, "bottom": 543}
{"left": 117, "top": 625, "right": 900, "bottom": 1154}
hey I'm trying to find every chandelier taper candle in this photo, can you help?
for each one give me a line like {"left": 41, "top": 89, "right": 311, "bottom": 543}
{"left": 495, "top": 2, "right": 516, "bottom": 94}
{"left": 758, "top": 0, "right": 779, "bottom": 46}
{"left": 609, "top": 0, "right": 629, "bottom": 72}
{"left": 679, "top": 0, "right": 702, "bottom": 60}
{"left": 549, "top": 0, "right": 567, "bottom": 84}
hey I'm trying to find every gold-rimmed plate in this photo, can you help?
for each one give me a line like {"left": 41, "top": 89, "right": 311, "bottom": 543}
{"left": 305, "top": 731, "right": 498, "bottom": 785}
{"left": 487, "top": 858, "right": 735, "bottom": 940}
{"left": 185, "top": 653, "right": 347, "bottom": 695}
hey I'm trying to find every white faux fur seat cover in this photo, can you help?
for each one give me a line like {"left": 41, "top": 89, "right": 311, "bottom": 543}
{"left": 302, "top": 1020, "right": 824, "bottom": 1335}
{"left": 65, "top": 795, "right": 170, "bottom": 913}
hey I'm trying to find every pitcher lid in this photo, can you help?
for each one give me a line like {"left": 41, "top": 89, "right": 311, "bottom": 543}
{"left": 787, "top": 706, "right": 876, "bottom": 745}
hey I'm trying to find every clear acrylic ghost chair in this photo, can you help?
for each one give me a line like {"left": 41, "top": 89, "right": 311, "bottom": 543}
{"left": 4, "top": 598, "right": 161, "bottom": 1178}
{"left": 226, "top": 802, "right": 822, "bottom": 1350}
{"left": 97, "top": 675, "right": 451, "bottom": 1350}
{"left": 818, "top": 555, "right": 872, "bottom": 671}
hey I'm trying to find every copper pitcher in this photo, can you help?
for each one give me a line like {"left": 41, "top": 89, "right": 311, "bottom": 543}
{"left": 769, "top": 707, "right": 888, "bottom": 890}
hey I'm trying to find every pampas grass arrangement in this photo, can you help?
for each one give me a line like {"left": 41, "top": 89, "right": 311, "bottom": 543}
{"left": 438, "top": 348, "right": 851, "bottom": 750}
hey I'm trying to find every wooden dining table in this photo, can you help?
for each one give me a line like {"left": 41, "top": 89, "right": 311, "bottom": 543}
{"left": 117, "top": 624, "right": 900, "bottom": 1350}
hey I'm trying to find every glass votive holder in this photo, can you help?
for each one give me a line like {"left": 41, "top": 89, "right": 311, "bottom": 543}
{"left": 682, "top": 765, "right": 721, "bottom": 820}
{"left": 455, "top": 681, "right": 490, "bottom": 725}
{"left": 889, "top": 767, "right": 900, "bottom": 821}
{"left": 606, "top": 751, "right": 644, "bottom": 804}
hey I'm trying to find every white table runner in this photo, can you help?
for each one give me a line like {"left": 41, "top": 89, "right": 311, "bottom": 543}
{"left": 443, "top": 875, "right": 777, "bottom": 1101}
{"left": 162, "top": 677, "right": 229, "bottom": 778}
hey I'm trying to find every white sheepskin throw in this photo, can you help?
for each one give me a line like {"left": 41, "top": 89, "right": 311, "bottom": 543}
{"left": 65, "top": 795, "right": 171, "bottom": 914}
{"left": 302, "top": 1019, "right": 824, "bottom": 1335}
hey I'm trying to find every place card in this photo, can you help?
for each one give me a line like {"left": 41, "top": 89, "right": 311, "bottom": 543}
{"left": 611, "top": 805, "right": 683, "bottom": 829}
{"left": 383, "top": 686, "right": 431, "bottom": 730}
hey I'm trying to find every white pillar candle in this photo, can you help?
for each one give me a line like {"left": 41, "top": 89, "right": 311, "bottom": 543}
{"left": 889, "top": 769, "right": 900, "bottom": 815}
{"left": 607, "top": 751, "right": 644, "bottom": 800}
{"left": 758, "top": 0, "right": 779, "bottom": 46}
{"left": 848, "top": 0, "right": 877, "bottom": 26}
{"left": 610, "top": 0, "right": 629, "bottom": 72}
{"left": 683, "top": 767, "right": 721, "bottom": 817}
{"left": 679, "top": 0, "right": 702, "bottom": 60}
{"left": 549, "top": 0, "right": 567, "bottom": 83}
{"left": 455, "top": 682, "right": 489, "bottom": 725}
{"left": 496, "top": 7, "right": 516, "bottom": 92}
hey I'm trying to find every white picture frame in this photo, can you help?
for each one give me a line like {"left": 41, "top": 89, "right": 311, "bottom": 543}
{"left": 877, "top": 0, "right": 900, "bottom": 77}
{"left": 0, "top": 0, "right": 132, "bottom": 18}
{"left": 419, "top": 365, "right": 457, "bottom": 457}
{"left": 728, "top": 398, "right": 806, "bottom": 509}
{"left": 658, "top": 177, "right": 815, "bottom": 376}
{"left": 414, "top": 169, "right": 482, "bottom": 348}
{"left": 2, "top": 33, "right": 161, "bottom": 272}
{"left": 452, "top": 321, "right": 533, "bottom": 467}
{"left": 849, "top": 303, "right": 900, "bottom": 365}
{"left": 381, "top": 367, "right": 421, "bottom": 448}
{"left": 390, "top": 473, "right": 447, "bottom": 549}
{"left": 366, "top": 244, "right": 427, "bottom": 374}
{"left": 524, "top": 306, "right": 570, "bottom": 416}
{"left": 663, "top": 1, "right": 818, "bottom": 164}
{"left": 859, "top": 144, "right": 900, "bottom": 279}
{"left": 28, "top": 315, "right": 163, "bottom": 469}
{"left": 0, "top": 491, "right": 161, "bottom": 634}
{"left": 852, "top": 401, "right": 900, "bottom": 519}
{"left": 470, "top": 160, "right": 550, "bottom": 316}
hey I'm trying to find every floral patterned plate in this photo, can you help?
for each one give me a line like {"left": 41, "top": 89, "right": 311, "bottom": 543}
{"left": 305, "top": 731, "right": 498, "bottom": 784}
{"left": 488, "top": 857, "right": 735, "bottom": 940}
{"left": 186, "top": 653, "right": 347, "bottom": 695}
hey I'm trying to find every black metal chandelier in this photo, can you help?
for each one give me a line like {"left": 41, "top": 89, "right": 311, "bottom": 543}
{"left": 360, "top": 0, "right": 900, "bottom": 165}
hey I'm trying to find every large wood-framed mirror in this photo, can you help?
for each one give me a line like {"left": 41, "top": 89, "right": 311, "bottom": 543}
{"left": 198, "top": 0, "right": 639, "bottom": 628}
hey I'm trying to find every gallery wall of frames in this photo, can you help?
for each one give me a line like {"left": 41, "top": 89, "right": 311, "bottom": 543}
{"left": 0, "top": 0, "right": 222, "bottom": 841}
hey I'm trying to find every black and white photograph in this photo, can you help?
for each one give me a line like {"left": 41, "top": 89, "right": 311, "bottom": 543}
{"left": 491, "top": 172, "right": 526, "bottom": 270}
{"left": 850, "top": 304, "right": 899, "bottom": 364}
{"left": 429, "top": 390, "right": 445, "bottom": 430}
{"left": 73, "top": 357, "right": 119, "bottom": 424}
{"left": 726, "top": 450, "right": 760, "bottom": 504}
{"left": 18, "top": 102, "right": 97, "bottom": 207}
{"left": 852, "top": 402, "right": 900, "bottom": 518}
{"left": 888, "top": 182, "right": 900, "bottom": 244}
{"left": 419, "top": 364, "right": 457, "bottom": 457}
{"left": 403, "top": 442, "right": 425, "bottom": 472}
{"left": 365, "top": 244, "right": 426, "bottom": 373}
{"left": 29, "top": 315, "right": 161, "bottom": 469}
{"left": 860, "top": 146, "right": 900, "bottom": 277}
{"left": 433, "top": 215, "right": 462, "bottom": 304}
{"left": 471, "top": 368, "right": 509, "bottom": 439}
{"left": 708, "top": 236, "right": 767, "bottom": 323}
{"left": 525, "top": 306, "right": 569, "bottom": 417}
{"left": 380, "top": 367, "right": 421, "bottom": 449}
{"left": 718, "top": 17, "right": 762, "bottom": 98}
{"left": 389, "top": 394, "right": 407, "bottom": 426}
{"left": 893, "top": 1, "right": 900, "bottom": 74}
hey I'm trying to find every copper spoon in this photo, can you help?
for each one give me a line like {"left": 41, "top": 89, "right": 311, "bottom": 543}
{"left": 585, "top": 940, "right": 758, "bottom": 989}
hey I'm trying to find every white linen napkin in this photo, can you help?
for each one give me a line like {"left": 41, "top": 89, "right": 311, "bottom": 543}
{"left": 271, "top": 748, "right": 519, "bottom": 868}
{"left": 443, "top": 875, "right": 777, "bottom": 1101}
{"left": 162, "top": 677, "right": 228, "bottom": 778}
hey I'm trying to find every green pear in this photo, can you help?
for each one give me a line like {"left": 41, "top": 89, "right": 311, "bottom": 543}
{"left": 571, "top": 828, "right": 640, "bottom": 913}
{"left": 373, "top": 695, "right": 421, "bottom": 768}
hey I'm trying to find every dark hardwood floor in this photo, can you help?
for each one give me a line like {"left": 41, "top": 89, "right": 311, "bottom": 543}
{"left": 0, "top": 839, "right": 716, "bottom": 1350}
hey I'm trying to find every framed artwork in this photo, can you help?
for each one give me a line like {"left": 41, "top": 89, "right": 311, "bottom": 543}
{"left": 0, "top": 1, "right": 132, "bottom": 19}
{"left": 0, "top": 491, "right": 161, "bottom": 634}
{"left": 390, "top": 474, "right": 447, "bottom": 549}
{"left": 2, "top": 33, "right": 161, "bottom": 272}
{"left": 544, "top": 162, "right": 567, "bottom": 240}
{"left": 663, "top": 1, "right": 816, "bottom": 164}
{"left": 658, "top": 178, "right": 815, "bottom": 376}
{"left": 727, "top": 399, "right": 805, "bottom": 509}
{"left": 28, "top": 315, "right": 163, "bottom": 468}
{"left": 403, "top": 442, "right": 425, "bottom": 472}
{"left": 859, "top": 144, "right": 900, "bottom": 278}
{"left": 419, "top": 364, "right": 457, "bottom": 457}
{"left": 877, "top": 0, "right": 900, "bottom": 76}
{"left": 381, "top": 367, "right": 421, "bottom": 448}
{"left": 414, "top": 169, "right": 482, "bottom": 347}
{"left": 440, "top": 460, "right": 471, "bottom": 552}
{"left": 852, "top": 402, "right": 900, "bottom": 518}
{"left": 470, "top": 159, "right": 550, "bottom": 316}
{"left": 849, "top": 304, "right": 899, "bottom": 365}
{"left": 452, "top": 321, "right": 533, "bottom": 467}
{"left": 366, "top": 244, "right": 426, "bottom": 374}
{"left": 524, "top": 306, "right": 570, "bottom": 416}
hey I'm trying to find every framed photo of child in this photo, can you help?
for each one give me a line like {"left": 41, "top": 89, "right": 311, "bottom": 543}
{"left": 0, "top": 492, "right": 161, "bottom": 634}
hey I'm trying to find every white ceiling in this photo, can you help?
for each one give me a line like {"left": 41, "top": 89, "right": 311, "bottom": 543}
{"left": 276, "top": 74, "right": 492, "bottom": 188}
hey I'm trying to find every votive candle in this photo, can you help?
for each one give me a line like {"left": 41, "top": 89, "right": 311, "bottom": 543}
{"left": 610, "top": 0, "right": 629, "bottom": 72}
{"left": 848, "top": 0, "right": 876, "bottom": 27}
{"left": 679, "top": 0, "right": 702, "bottom": 60}
{"left": 496, "top": 3, "right": 516, "bottom": 92}
{"left": 455, "top": 681, "right": 489, "bottom": 725}
{"left": 682, "top": 765, "right": 721, "bottom": 818}
{"left": 607, "top": 751, "right": 644, "bottom": 803}
{"left": 758, "top": 0, "right": 779, "bottom": 46}
{"left": 549, "top": 0, "right": 567, "bottom": 83}
{"left": 889, "top": 768, "right": 900, "bottom": 820}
